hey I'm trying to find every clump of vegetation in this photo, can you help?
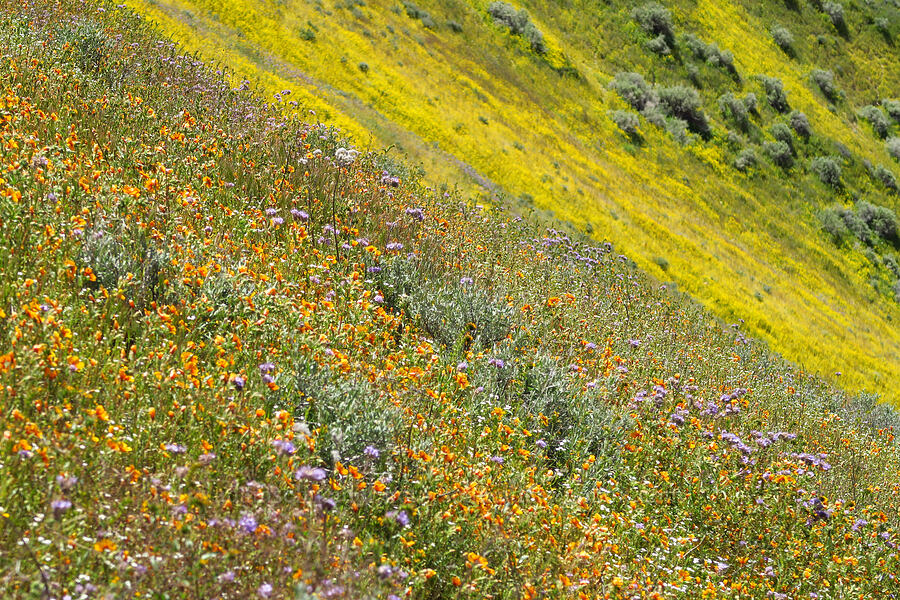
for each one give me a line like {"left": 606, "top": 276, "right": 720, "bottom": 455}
{"left": 734, "top": 148, "right": 757, "bottom": 171}
{"left": 884, "top": 99, "right": 900, "bottom": 123}
{"left": 789, "top": 111, "right": 812, "bottom": 139}
{"left": 771, "top": 25, "right": 795, "bottom": 55}
{"left": 823, "top": 1, "right": 847, "bottom": 33}
{"left": 771, "top": 122, "right": 795, "bottom": 154}
{"left": 487, "top": 2, "right": 546, "bottom": 53}
{"left": 631, "top": 2, "right": 675, "bottom": 51}
{"left": 859, "top": 105, "right": 891, "bottom": 139}
{"left": 823, "top": 202, "right": 900, "bottom": 245}
{"left": 656, "top": 85, "right": 711, "bottom": 138}
{"left": 681, "top": 33, "right": 737, "bottom": 76}
{"left": 858, "top": 201, "right": 899, "bottom": 243}
{"left": 811, "top": 156, "right": 843, "bottom": 187}
{"left": 888, "top": 137, "right": 900, "bottom": 161}
{"left": 872, "top": 164, "right": 899, "bottom": 192}
{"left": 719, "top": 92, "right": 750, "bottom": 130}
{"left": 759, "top": 75, "right": 790, "bottom": 112}
{"left": 609, "top": 109, "right": 641, "bottom": 138}
{"left": 610, "top": 71, "right": 654, "bottom": 111}
{"left": 765, "top": 140, "right": 794, "bottom": 167}
{"left": 811, "top": 68, "right": 841, "bottom": 103}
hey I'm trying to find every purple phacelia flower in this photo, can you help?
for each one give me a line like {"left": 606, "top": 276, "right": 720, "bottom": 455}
{"left": 295, "top": 466, "right": 327, "bottom": 482}
{"left": 238, "top": 514, "right": 258, "bottom": 534}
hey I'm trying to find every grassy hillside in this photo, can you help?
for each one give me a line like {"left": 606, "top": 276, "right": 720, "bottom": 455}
{"left": 3, "top": 1, "right": 900, "bottom": 597}
{"left": 124, "top": 0, "right": 900, "bottom": 404}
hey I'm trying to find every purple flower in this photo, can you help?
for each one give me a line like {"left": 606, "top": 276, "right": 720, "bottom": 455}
{"left": 265, "top": 208, "right": 277, "bottom": 217}
{"left": 488, "top": 358, "right": 505, "bottom": 368}
{"left": 364, "top": 445, "right": 380, "bottom": 459}
{"left": 386, "top": 242, "right": 404, "bottom": 251}
{"left": 218, "top": 571, "right": 235, "bottom": 584}
{"left": 233, "top": 376, "right": 245, "bottom": 390}
{"left": 271, "top": 217, "right": 284, "bottom": 226}
{"left": 199, "top": 453, "right": 216, "bottom": 465}
{"left": 628, "top": 339, "right": 641, "bottom": 348}
{"left": 291, "top": 209, "right": 310, "bottom": 222}
{"left": 387, "top": 510, "right": 410, "bottom": 527}
{"left": 272, "top": 439, "right": 296, "bottom": 455}
{"left": 457, "top": 362, "right": 468, "bottom": 372}
{"left": 852, "top": 519, "right": 867, "bottom": 531}
{"left": 56, "top": 475, "right": 78, "bottom": 491}
{"left": 460, "top": 277, "right": 473, "bottom": 285}
{"left": 238, "top": 513, "right": 258, "bottom": 534}
{"left": 405, "top": 207, "right": 425, "bottom": 221}
{"left": 258, "top": 583, "right": 273, "bottom": 598}
{"left": 51, "top": 499, "right": 72, "bottom": 518}
{"left": 536, "top": 439, "right": 547, "bottom": 449}
{"left": 295, "top": 466, "right": 327, "bottom": 482}
{"left": 164, "top": 443, "right": 187, "bottom": 454}
{"left": 490, "top": 456, "right": 504, "bottom": 465}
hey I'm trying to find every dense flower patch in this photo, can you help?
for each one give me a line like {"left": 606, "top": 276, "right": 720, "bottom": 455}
{"left": 0, "top": 1, "right": 899, "bottom": 598}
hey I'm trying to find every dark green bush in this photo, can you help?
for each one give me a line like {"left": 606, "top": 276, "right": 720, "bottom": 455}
{"left": 823, "top": 2, "right": 846, "bottom": 31}
{"left": 656, "top": 85, "right": 711, "bottom": 137}
{"left": 859, "top": 105, "right": 891, "bottom": 139}
{"left": 610, "top": 72, "right": 654, "bottom": 111}
{"left": 665, "top": 117, "right": 690, "bottom": 144}
{"left": 681, "top": 33, "right": 736, "bottom": 75}
{"left": 820, "top": 206, "right": 850, "bottom": 242}
{"left": 448, "top": 20, "right": 463, "bottom": 33}
{"left": 789, "top": 111, "right": 812, "bottom": 139}
{"left": 645, "top": 34, "right": 671, "bottom": 55}
{"left": 760, "top": 76, "right": 789, "bottom": 113}
{"left": 765, "top": 140, "right": 794, "bottom": 167}
{"left": 811, "top": 156, "right": 842, "bottom": 188}
{"left": 743, "top": 92, "right": 759, "bottom": 115}
{"left": 811, "top": 69, "right": 840, "bottom": 102}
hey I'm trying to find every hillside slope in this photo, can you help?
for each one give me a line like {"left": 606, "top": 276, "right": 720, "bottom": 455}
{"left": 2, "top": 1, "right": 900, "bottom": 597}
{"left": 127, "top": 0, "right": 900, "bottom": 403}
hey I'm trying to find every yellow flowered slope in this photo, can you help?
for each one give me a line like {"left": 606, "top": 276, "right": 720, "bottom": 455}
{"left": 129, "top": 0, "right": 900, "bottom": 403}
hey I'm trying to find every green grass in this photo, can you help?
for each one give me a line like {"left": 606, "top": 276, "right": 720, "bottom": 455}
{"left": 121, "top": 0, "right": 900, "bottom": 405}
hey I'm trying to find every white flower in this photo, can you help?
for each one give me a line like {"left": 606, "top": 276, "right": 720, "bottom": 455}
{"left": 334, "top": 147, "right": 360, "bottom": 165}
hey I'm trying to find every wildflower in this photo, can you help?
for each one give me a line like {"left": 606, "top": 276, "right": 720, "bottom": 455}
{"left": 258, "top": 583, "right": 273, "bottom": 598}
{"left": 273, "top": 439, "right": 296, "bottom": 455}
{"left": 164, "top": 443, "right": 187, "bottom": 454}
{"left": 271, "top": 217, "right": 284, "bottom": 225}
{"left": 404, "top": 207, "right": 425, "bottom": 221}
{"left": 364, "top": 446, "right": 380, "bottom": 459}
{"left": 233, "top": 375, "right": 245, "bottom": 390}
{"left": 198, "top": 453, "right": 216, "bottom": 465}
{"left": 488, "top": 358, "right": 505, "bottom": 368}
{"left": 387, "top": 510, "right": 410, "bottom": 527}
{"left": 265, "top": 208, "right": 278, "bottom": 217}
{"left": 238, "top": 513, "right": 258, "bottom": 534}
{"left": 51, "top": 499, "right": 72, "bottom": 518}
{"left": 628, "top": 339, "right": 641, "bottom": 347}
{"left": 490, "top": 456, "right": 504, "bottom": 465}
{"left": 56, "top": 475, "right": 78, "bottom": 491}
{"left": 386, "top": 242, "right": 403, "bottom": 251}
{"left": 218, "top": 571, "right": 235, "bottom": 584}
{"left": 335, "top": 147, "right": 360, "bottom": 165}
{"left": 315, "top": 495, "right": 336, "bottom": 512}
{"left": 460, "top": 277, "right": 473, "bottom": 285}
{"left": 457, "top": 362, "right": 468, "bottom": 372}
{"left": 291, "top": 208, "right": 310, "bottom": 221}
{"left": 536, "top": 439, "right": 547, "bottom": 449}
{"left": 295, "top": 466, "right": 327, "bottom": 482}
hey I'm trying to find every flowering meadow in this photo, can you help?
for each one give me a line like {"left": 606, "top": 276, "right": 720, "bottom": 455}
{"left": 2, "top": 1, "right": 900, "bottom": 598}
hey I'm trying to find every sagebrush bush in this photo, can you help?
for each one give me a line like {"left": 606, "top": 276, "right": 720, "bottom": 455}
{"left": 645, "top": 34, "right": 671, "bottom": 55}
{"left": 631, "top": 2, "right": 675, "bottom": 44}
{"left": 734, "top": 148, "right": 757, "bottom": 171}
{"left": 789, "top": 111, "right": 812, "bottom": 139}
{"left": 820, "top": 206, "right": 851, "bottom": 242}
{"left": 743, "top": 92, "right": 759, "bottom": 114}
{"left": 765, "top": 140, "right": 794, "bottom": 167}
{"left": 771, "top": 122, "right": 795, "bottom": 154}
{"left": 823, "top": 2, "right": 846, "bottom": 31}
{"left": 811, "top": 156, "right": 842, "bottom": 188}
{"left": 681, "top": 33, "right": 736, "bottom": 75}
{"left": 884, "top": 99, "right": 900, "bottom": 123}
{"left": 888, "top": 137, "right": 900, "bottom": 161}
{"left": 811, "top": 69, "right": 840, "bottom": 102}
{"left": 656, "top": 85, "right": 710, "bottom": 137}
{"left": 859, "top": 105, "right": 891, "bottom": 139}
{"left": 873, "top": 164, "right": 899, "bottom": 192}
{"left": 718, "top": 92, "right": 750, "bottom": 130}
{"left": 487, "top": 2, "right": 546, "bottom": 53}
{"left": 771, "top": 25, "right": 795, "bottom": 55}
{"left": 760, "top": 75, "right": 790, "bottom": 112}
{"left": 858, "top": 201, "right": 899, "bottom": 242}
{"left": 610, "top": 71, "right": 654, "bottom": 111}
{"left": 609, "top": 110, "right": 641, "bottom": 137}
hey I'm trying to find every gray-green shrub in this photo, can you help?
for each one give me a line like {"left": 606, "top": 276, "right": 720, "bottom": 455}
{"left": 765, "top": 140, "right": 793, "bottom": 167}
{"left": 811, "top": 156, "right": 842, "bottom": 188}
{"left": 610, "top": 110, "right": 641, "bottom": 137}
{"left": 487, "top": 2, "right": 546, "bottom": 53}
{"left": 873, "top": 165, "right": 899, "bottom": 192}
{"left": 888, "top": 137, "right": 900, "bottom": 161}
{"left": 656, "top": 85, "right": 711, "bottom": 137}
{"left": 771, "top": 122, "right": 795, "bottom": 153}
{"left": 811, "top": 69, "right": 840, "bottom": 102}
{"left": 760, "top": 75, "right": 789, "bottom": 112}
{"left": 857, "top": 201, "right": 899, "bottom": 242}
{"left": 859, "top": 105, "right": 891, "bottom": 139}
{"left": 718, "top": 92, "right": 750, "bottom": 130}
{"left": 610, "top": 72, "right": 654, "bottom": 111}
{"left": 632, "top": 2, "right": 675, "bottom": 44}
{"left": 771, "top": 26, "right": 795, "bottom": 55}
{"left": 789, "top": 111, "right": 812, "bottom": 139}
{"left": 883, "top": 99, "right": 900, "bottom": 123}
{"left": 734, "top": 148, "right": 757, "bottom": 171}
